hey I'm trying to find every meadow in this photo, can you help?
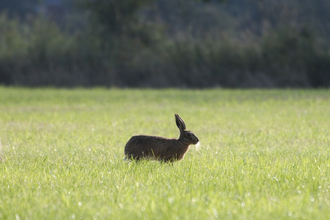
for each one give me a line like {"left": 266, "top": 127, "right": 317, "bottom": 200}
{"left": 0, "top": 87, "right": 330, "bottom": 219}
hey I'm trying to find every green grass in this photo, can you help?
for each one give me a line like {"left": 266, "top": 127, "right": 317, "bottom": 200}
{"left": 0, "top": 87, "right": 330, "bottom": 219}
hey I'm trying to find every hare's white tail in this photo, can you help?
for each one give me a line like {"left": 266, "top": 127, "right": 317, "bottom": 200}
{"left": 195, "top": 142, "right": 201, "bottom": 151}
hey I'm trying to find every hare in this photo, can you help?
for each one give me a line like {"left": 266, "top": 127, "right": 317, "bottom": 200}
{"left": 124, "top": 114, "right": 199, "bottom": 163}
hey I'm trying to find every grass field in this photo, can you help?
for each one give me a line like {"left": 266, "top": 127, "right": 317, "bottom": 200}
{"left": 0, "top": 87, "right": 330, "bottom": 219}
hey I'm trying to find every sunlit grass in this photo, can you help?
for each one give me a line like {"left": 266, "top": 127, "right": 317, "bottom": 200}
{"left": 0, "top": 87, "right": 330, "bottom": 219}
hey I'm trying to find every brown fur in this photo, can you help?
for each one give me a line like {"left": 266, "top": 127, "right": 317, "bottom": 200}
{"left": 124, "top": 114, "right": 199, "bottom": 163}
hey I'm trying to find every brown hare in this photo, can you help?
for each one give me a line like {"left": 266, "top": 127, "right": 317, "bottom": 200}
{"left": 124, "top": 114, "right": 199, "bottom": 163}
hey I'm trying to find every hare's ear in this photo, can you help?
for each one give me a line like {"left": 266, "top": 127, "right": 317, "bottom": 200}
{"left": 175, "top": 114, "right": 186, "bottom": 131}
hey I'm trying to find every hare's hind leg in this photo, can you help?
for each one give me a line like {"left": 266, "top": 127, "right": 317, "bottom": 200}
{"left": 125, "top": 153, "right": 142, "bottom": 161}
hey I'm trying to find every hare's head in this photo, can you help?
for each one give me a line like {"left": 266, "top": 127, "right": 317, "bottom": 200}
{"left": 175, "top": 114, "right": 199, "bottom": 144}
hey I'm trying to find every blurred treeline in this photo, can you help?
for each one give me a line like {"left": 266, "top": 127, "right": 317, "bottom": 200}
{"left": 0, "top": 0, "right": 330, "bottom": 88}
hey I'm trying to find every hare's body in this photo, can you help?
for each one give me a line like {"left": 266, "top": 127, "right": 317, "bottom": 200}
{"left": 125, "top": 135, "right": 191, "bottom": 161}
{"left": 124, "top": 114, "right": 199, "bottom": 162}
